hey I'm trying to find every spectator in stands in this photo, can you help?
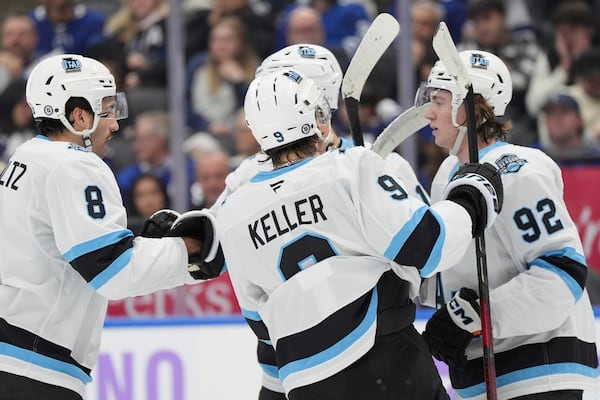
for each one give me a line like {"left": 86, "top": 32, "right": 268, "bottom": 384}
{"left": 1, "top": 12, "right": 39, "bottom": 80}
{"left": 539, "top": 91, "right": 600, "bottom": 162}
{"left": 184, "top": 0, "right": 276, "bottom": 61}
{"left": 0, "top": 79, "right": 35, "bottom": 163}
{"left": 283, "top": 5, "right": 349, "bottom": 71}
{"left": 274, "top": 0, "right": 370, "bottom": 56}
{"left": 186, "top": 15, "right": 259, "bottom": 142}
{"left": 126, "top": 173, "right": 171, "bottom": 234}
{"left": 525, "top": 1, "right": 597, "bottom": 116}
{"left": 386, "top": 0, "right": 466, "bottom": 43}
{"left": 116, "top": 110, "right": 195, "bottom": 212}
{"left": 104, "top": 0, "right": 169, "bottom": 89}
{"left": 191, "top": 149, "right": 231, "bottom": 209}
{"left": 28, "top": 0, "right": 106, "bottom": 56}
{"left": 460, "top": 0, "right": 542, "bottom": 146}
{"left": 230, "top": 110, "right": 261, "bottom": 168}
{"left": 570, "top": 47, "right": 600, "bottom": 143}
{"left": 183, "top": 130, "right": 223, "bottom": 162}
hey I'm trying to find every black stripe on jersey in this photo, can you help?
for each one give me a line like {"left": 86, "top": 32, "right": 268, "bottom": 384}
{"left": 245, "top": 318, "right": 270, "bottom": 342}
{"left": 393, "top": 210, "right": 441, "bottom": 269}
{"left": 0, "top": 317, "right": 91, "bottom": 376}
{"left": 375, "top": 271, "right": 415, "bottom": 336}
{"left": 258, "top": 341, "right": 277, "bottom": 365}
{"left": 540, "top": 255, "right": 587, "bottom": 291}
{"left": 276, "top": 290, "right": 372, "bottom": 367}
{"left": 70, "top": 236, "right": 134, "bottom": 282}
{"left": 450, "top": 336, "right": 598, "bottom": 389}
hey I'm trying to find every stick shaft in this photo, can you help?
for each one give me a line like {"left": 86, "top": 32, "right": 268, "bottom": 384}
{"left": 465, "top": 86, "right": 498, "bottom": 400}
{"left": 345, "top": 98, "right": 364, "bottom": 147}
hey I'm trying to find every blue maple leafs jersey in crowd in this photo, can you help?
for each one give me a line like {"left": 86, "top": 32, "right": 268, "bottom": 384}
{"left": 423, "top": 141, "right": 599, "bottom": 399}
{"left": 0, "top": 135, "right": 195, "bottom": 397}
{"left": 216, "top": 146, "right": 474, "bottom": 395}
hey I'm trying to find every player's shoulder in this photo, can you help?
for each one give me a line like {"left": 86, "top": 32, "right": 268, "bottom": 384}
{"left": 384, "top": 151, "right": 411, "bottom": 168}
{"left": 482, "top": 142, "right": 557, "bottom": 178}
{"left": 19, "top": 136, "right": 99, "bottom": 167}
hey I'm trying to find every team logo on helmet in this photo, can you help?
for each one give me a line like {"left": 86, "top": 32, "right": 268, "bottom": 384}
{"left": 62, "top": 57, "right": 82, "bottom": 73}
{"left": 297, "top": 46, "right": 316, "bottom": 59}
{"left": 470, "top": 53, "right": 489, "bottom": 70}
{"left": 284, "top": 70, "right": 303, "bottom": 83}
{"left": 43, "top": 105, "right": 53, "bottom": 115}
{"left": 495, "top": 154, "right": 527, "bottom": 174}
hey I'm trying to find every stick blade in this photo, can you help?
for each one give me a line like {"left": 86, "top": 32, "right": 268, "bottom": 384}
{"left": 432, "top": 22, "right": 470, "bottom": 92}
{"left": 341, "top": 13, "right": 400, "bottom": 101}
{"left": 371, "top": 105, "right": 428, "bottom": 157}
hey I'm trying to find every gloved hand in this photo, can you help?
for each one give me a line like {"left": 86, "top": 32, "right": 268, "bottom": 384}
{"left": 139, "top": 209, "right": 181, "bottom": 238}
{"left": 422, "top": 287, "right": 481, "bottom": 367}
{"left": 443, "top": 162, "right": 503, "bottom": 236}
{"left": 165, "top": 209, "right": 224, "bottom": 280}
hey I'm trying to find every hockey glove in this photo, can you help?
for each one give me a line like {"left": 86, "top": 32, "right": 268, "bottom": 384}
{"left": 422, "top": 287, "right": 481, "bottom": 368}
{"left": 139, "top": 209, "right": 181, "bottom": 238}
{"left": 443, "top": 162, "right": 503, "bottom": 236}
{"left": 165, "top": 209, "right": 225, "bottom": 280}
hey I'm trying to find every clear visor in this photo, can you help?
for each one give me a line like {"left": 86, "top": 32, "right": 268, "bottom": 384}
{"left": 414, "top": 81, "right": 435, "bottom": 107}
{"left": 99, "top": 92, "right": 128, "bottom": 120}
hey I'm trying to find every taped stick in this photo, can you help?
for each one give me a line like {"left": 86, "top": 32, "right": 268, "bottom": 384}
{"left": 342, "top": 13, "right": 400, "bottom": 146}
{"left": 371, "top": 105, "right": 428, "bottom": 158}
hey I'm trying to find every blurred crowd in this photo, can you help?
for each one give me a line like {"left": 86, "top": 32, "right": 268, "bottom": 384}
{"left": 1, "top": 0, "right": 600, "bottom": 235}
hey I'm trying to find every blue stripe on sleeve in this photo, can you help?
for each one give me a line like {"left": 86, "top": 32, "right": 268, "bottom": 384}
{"left": 88, "top": 248, "right": 133, "bottom": 290}
{"left": 63, "top": 229, "right": 133, "bottom": 262}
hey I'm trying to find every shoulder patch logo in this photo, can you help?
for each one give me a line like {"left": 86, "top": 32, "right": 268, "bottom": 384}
{"left": 67, "top": 143, "right": 89, "bottom": 152}
{"left": 495, "top": 154, "right": 527, "bottom": 174}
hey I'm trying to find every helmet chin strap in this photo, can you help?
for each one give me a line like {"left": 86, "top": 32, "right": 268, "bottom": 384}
{"left": 59, "top": 114, "right": 100, "bottom": 151}
{"left": 450, "top": 126, "right": 467, "bottom": 156}
{"left": 449, "top": 116, "right": 486, "bottom": 157}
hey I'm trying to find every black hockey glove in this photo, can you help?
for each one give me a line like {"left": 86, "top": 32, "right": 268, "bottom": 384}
{"left": 139, "top": 209, "right": 181, "bottom": 238}
{"left": 165, "top": 210, "right": 224, "bottom": 280}
{"left": 443, "top": 162, "right": 503, "bottom": 236}
{"left": 422, "top": 287, "right": 481, "bottom": 368}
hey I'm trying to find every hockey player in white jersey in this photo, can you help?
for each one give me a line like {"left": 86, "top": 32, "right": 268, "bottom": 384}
{"left": 418, "top": 50, "right": 599, "bottom": 399}
{"left": 0, "top": 54, "right": 205, "bottom": 399}
{"left": 215, "top": 43, "right": 430, "bottom": 209}
{"left": 207, "top": 43, "right": 429, "bottom": 399}
{"left": 215, "top": 68, "right": 504, "bottom": 400}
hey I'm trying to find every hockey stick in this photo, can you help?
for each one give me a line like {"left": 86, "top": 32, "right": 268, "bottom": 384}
{"left": 342, "top": 13, "right": 400, "bottom": 147}
{"left": 432, "top": 22, "right": 498, "bottom": 400}
{"left": 371, "top": 105, "right": 428, "bottom": 158}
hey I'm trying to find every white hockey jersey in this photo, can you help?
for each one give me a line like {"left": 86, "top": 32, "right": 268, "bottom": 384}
{"left": 212, "top": 138, "right": 429, "bottom": 392}
{"left": 217, "top": 146, "right": 475, "bottom": 395}
{"left": 423, "top": 141, "right": 599, "bottom": 399}
{"left": 0, "top": 136, "right": 194, "bottom": 396}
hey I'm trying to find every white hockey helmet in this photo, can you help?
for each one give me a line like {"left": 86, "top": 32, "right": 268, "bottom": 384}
{"left": 255, "top": 44, "right": 342, "bottom": 110}
{"left": 422, "top": 50, "right": 512, "bottom": 127}
{"left": 26, "top": 54, "right": 128, "bottom": 139}
{"left": 244, "top": 70, "right": 331, "bottom": 152}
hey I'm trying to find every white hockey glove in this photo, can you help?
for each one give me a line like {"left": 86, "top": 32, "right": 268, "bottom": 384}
{"left": 139, "top": 209, "right": 181, "bottom": 238}
{"left": 422, "top": 287, "right": 481, "bottom": 367}
{"left": 165, "top": 209, "right": 224, "bottom": 280}
{"left": 443, "top": 162, "right": 503, "bottom": 236}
